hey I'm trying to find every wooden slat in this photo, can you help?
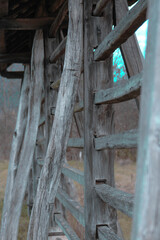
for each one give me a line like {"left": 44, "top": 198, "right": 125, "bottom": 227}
{"left": 38, "top": 116, "right": 45, "bottom": 127}
{"left": 95, "top": 184, "right": 134, "bottom": 217}
{"left": 68, "top": 138, "right": 84, "bottom": 149}
{"left": 93, "top": 0, "right": 111, "bottom": 16}
{"left": 0, "top": 71, "right": 24, "bottom": 79}
{"left": 50, "top": 78, "right": 61, "bottom": 89}
{"left": 55, "top": 214, "right": 80, "bottom": 240}
{"left": 51, "top": 101, "right": 83, "bottom": 115}
{"left": 98, "top": 226, "right": 122, "bottom": 240}
{"left": 95, "top": 72, "right": 142, "bottom": 105}
{"left": 49, "top": 37, "right": 66, "bottom": 63}
{"left": 49, "top": 0, "right": 68, "bottom": 37}
{"left": 0, "top": 53, "right": 30, "bottom": 63}
{"left": 62, "top": 164, "right": 84, "bottom": 186}
{"left": 95, "top": 129, "right": 138, "bottom": 150}
{"left": 56, "top": 188, "right": 85, "bottom": 226}
{"left": 0, "top": 17, "right": 55, "bottom": 30}
{"left": 94, "top": 0, "right": 147, "bottom": 61}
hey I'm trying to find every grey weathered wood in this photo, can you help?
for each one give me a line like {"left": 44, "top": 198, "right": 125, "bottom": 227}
{"left": 51, "top": 101, "right": 84, "bottom": 115}
{"left": 55, "top": 214, "right": 80, "bottom": 240}
{"left": 94, "top": 0, "right": 147, "bottom": 61}
{"left": 49, "top": 0, "right": 68, "bottom": 37}
{"left": 0, "top": 17, "right": 55, "bottom": 30}
{"left": 0, "top": 30, "right": 44, "bottom": 240}
{"left": 98, "top": 226, "right": 122, "bottom": 240}
{"left": 27, "top": 1, "right": 83, "bottom": 239}
{"left": 95, "top": 184, "right": 134, "bottom": 217}
{"left": 49, "top": 37, "right": 67, "bottom": 63}
{"left": 95, "top": 72, "right": 142, "bottom": 105}
{"left": 0, "top": 66, "right": 30, "bottom": 239}
{"left": 68, "top": 138, "right": 84, "bottom": 149}
{"left": 39, "top": 116, "right": 45, "bottom": 127}
{"left": 131, "top": 1, "right": 160, "bottom": 240}
{"left": 62, "top": 164, "right": 84, "bottom": 186}
{"left": 50, "top": 78, "right": 61, "bottom": 89}
{"left": 93, "top": 0, "right": 111, "bottom": 16}
{"left": 0, "top": 70, "right": 24, "bottom": 79}
{"left": 56, "top": 188, "right": 85, "bottom": 227}
{"left": 0, "top": 52, "right": 31, "bottom": 63}
{"left": 95, "top": 129, "right": 138, "bottom": 150}
{"left": 84, "top": 0, "right": 117, "bottom": 239}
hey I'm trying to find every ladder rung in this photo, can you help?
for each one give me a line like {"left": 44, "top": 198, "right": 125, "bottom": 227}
{"left": 68, "top": 138, "right": 84, "bottom": 149}
{"left": 49, "top": 37, "right": 67, "bottom": 63}
{"left": 62, "top": 164, "right": 84, "bottom": 186}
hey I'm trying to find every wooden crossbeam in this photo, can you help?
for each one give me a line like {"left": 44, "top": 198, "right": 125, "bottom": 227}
{"left": 93, "top": 0, "right": 111, "bottom": 16}
{"left": 0, "top": 71, "right": 24, "bottom": 79}
{"left": 49, "top": 0, "right": 68, "bottom": 37}
{"left": 49, "top": 37, "right": 66, "bottom": 63}
{"left": 0, "top": 17, "right": 55, "bottom": 30}
{"left": 67, "top": 138, "right": 84, "bottom": 149}
{"left": 62, "top": 164, "right": 84, "bottom": 186}
{"left": 95, "top": 184, "right": 134, "bottom": 217}
{"left": 95, "top": 129, "right": 138, "bottom": 150}
{"left": 94, "top": 0, "right": 147, "bottom": 61}
{"left": 98, "top": 226, "right": 122, "bottom": 240}
{"left": 95, "top": 72, "right": 142, "bottom": 105}
{"left": 55, "top": 214, "right": 80, "bottom": 240}
{"left": 56, "top": 188, "right": 85, "bottom": 226}
{"left": 0, "top": 53, "right": 30, "bottom": 63}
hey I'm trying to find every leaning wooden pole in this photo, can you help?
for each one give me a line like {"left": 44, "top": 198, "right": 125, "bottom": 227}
{"left": 0, "top": 30, "right": 44, "bottom": 240}
{"left": 131, "top": 1, "right": 160, "bottom": 239}
{"left": 0, "top": 66, "right": 30, "bottom": 239}
{"left": 27, "top": 0, "right": 83, "bottom": 238}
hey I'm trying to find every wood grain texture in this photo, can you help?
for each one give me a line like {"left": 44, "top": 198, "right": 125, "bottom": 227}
{"left": 95, "top": 184, "right": 134, "bottom": 217}
{"left": 95, "top": 129, "right": 138, "bottom": 150}
{"left": 93, "top": 0, "right": 111, "bottom": 16}
{"left": 55, "top": 214, "right": 80, "bottom": 240}
{"left": 0, "top": 66, "right": 30, "bottom": 239}
{"left": 94, "top": 0, "right": 147, "bottom": 61}
{"left": 62, "top": 164, "right": 84, "bottom": 186}
{"left": 131, "top": 1, "right": 160, "bottom": 240}
{"left": 27, "top": 1, "right": 83, "bottom": 238}
{"left": 98, "top": 226, "right": 122, "bottom": 240}
{"left": 67, "top": 138, "right": 84, "bottom": 148}
{"left": 0, "top": 30, "right": 44, "bottom": 240}
{"left": 49, "top": 37, "right": 66, "bottom": 63}
{"left": 95, "top": 72, "right": 142, "bottom": 105}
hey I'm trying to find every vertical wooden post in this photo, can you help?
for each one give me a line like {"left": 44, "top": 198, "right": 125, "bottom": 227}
{"left": 84, "top": 1, "right": 117, "bottom": 239}
{"left": 131, "top": 1, "right": 160, "bottom": 239}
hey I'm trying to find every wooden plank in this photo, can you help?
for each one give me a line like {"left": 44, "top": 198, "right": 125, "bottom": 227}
{"left": 0, "top": 30, "right": 45, "bottom": 240}
{"left": 68, "top": 138, "right": 84, "bottom": 149}
{"left": 94, "top": 0, "right": 147, "bottom": 61}
{"left": 93, "top": 0, "right": 111, "bottom": 16}
{"left": 0, "top": 71, "right": 24, "bottom": 79}
{"left": 0, "top": 52, "right": 31, "bottom": 63}
{"left": 62, "top": 164, "right": 84, "bottom": 186}
{"left": 0, "top": 17, "right": 55, "bottom": 30}
{"left": 55, "top": 214, "right": 80, "bottom": 240}
{"left": 50, "top": 78, "right": 61, "bottom": 89}
{"left": 51, "top": 101, "right": 84, "bottom": 115}
{"left": 0, "top": 66, "right": 30, "bottom": 239}
{"left": 95, "top": 129, "right": 138, "bottom": 150}
{"left": 49, "top": 37, "right": 67, "bottom": 63}
{"left": 27, "top": 0, "right": 83, "bottom": 238}
{"left": 38, "top": 116, "right": 45, "bottom": 127}
{"left": 84, "top": 0, "right": 117, "bottom": 239}
{"left": 131, "top": 1, "right": 160, "bottom": 239}
{"left": 49, "top": 0, "right": 68, "bottom": 37}
{"left": 56, "top": 188, "right": 85, "bottom": 227}
{"left": 95, "top": 184, "right": 134, "bottom": 217}
{"left": 95, "top": 72, "right": 142, "bottom": 105}
{"left": 98, "top": 226, "right": 122, "bottom": 240}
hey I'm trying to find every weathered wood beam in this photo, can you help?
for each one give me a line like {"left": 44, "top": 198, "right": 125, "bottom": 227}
{"left": 49, "top": 0, "right": 68, "bottom": 37}
{"left": 67, "top": 138, "right": 84, "bottom": 149}
{"left": 0, "top": 53, "right": 30, "bottom": 63}
{"left": 38, "top": 116, "right": 45, "bottom": 128}
{"left": 94, "top": 0, "right": 147, "bottom": 61}
{"left": 95, "top": 184, "right": 134, "bottom": 217}
{"left": 98, "top": 226, "right": 122, "bottom": 240}
{"left": 0, "top": 17, "right": 55, "bottom": 30}
{"left": 95, "top": 72, "right": 142, "bottom": 105}
{"left": 95, "top": 129, "right": 138, "bottom": 150}
{"left": 48, "top": 0, "right": 66, "bottom": 13}
{"left": 49, "top": 37, "right": 66, "bottom": 63}
{"left": 131, "top": 1, "right": 160, "bottom": 239}
{"left": 93, "top": 0, "right": 111, "bottom": 16}
{"left": 0, "top": 71, "right": 24, "bottom": 79}
{"left": 27, "top": 0, "right": 83, "bottom": 238}
{"left": 55, "top": 214, "right": 80, "bottom": 240}
{"left": 50, "top": 78, "right": 61, "bottom": 89}
{"left": 56, "top": 188, "right": 85, "bottom": 226}
{"left": 51, "top": 101, "right": 84, "bottom": 115}
{"left": 62, "top": 164, "right": 84, "bottom": 186}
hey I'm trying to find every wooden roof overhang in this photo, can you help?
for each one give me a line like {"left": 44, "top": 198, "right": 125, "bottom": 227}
{"left": 0, "top": 0, "right": 138, "bottom": 78}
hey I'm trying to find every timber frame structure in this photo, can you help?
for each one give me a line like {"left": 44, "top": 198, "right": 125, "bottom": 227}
{"left": 0, "top": 0, "right": 160, "bottom": 239}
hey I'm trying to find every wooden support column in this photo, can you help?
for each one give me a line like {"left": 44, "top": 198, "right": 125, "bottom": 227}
{"left": 84, "top": 1, "right": 117, "bottom": 239}
{"left": 131, "top": 1, "right": 160, "bottom": 239}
